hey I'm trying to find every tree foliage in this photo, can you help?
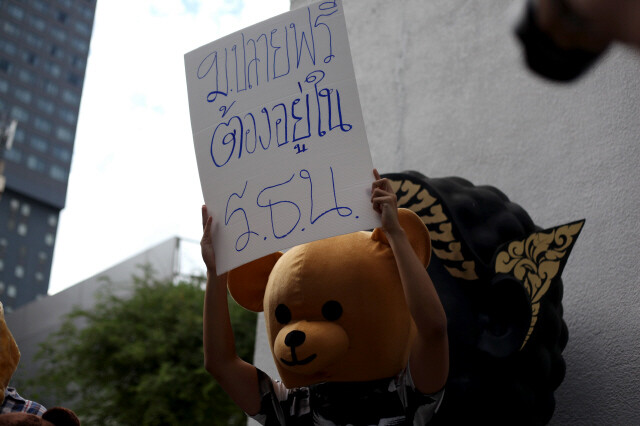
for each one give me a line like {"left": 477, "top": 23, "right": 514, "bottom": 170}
{"left": 28, "top": 267, "right": 257, "bottom": 426}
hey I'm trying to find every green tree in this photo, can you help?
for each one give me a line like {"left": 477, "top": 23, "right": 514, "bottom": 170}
{"left": 28, "top": 267, "right": 257, "bottom": 426}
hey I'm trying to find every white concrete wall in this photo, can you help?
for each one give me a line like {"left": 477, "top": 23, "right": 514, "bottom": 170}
{"left": 250, "top": 1, "right": 640, "bottom": 424}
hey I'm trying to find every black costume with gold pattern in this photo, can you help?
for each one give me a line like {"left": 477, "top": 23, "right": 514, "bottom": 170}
{"left": 384, "top": 171, "right": 582, "bottom": 426}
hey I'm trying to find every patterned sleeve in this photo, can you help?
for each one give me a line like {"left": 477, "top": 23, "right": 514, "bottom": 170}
{"left": 249, "top": 368, "right": 292, "bottom": 425}
{"left": 394, "top": 367, "right": 445, "bottom": 425}
{"left": 1, "top": 388, "right": 47, "bottom": 416}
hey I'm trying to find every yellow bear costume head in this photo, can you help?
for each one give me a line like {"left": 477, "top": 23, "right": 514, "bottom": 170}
{"left": 229, "top": 209, "right": 430, "bottom": 388}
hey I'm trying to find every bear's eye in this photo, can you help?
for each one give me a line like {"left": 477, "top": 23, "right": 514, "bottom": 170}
{"left": 275, "top": 304, "right": 291, "bottom": 324}
{"left": 322, "top": 300, "right": 343, "bottom": 321}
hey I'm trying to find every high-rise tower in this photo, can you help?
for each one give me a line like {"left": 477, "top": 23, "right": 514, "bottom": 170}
{"left": 0, "top": 0, "right": 96, "bottom": 311}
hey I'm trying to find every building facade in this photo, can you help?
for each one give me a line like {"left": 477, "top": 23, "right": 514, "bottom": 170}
{"left": 0, "top": 0, "right": 96, "bottom": 311}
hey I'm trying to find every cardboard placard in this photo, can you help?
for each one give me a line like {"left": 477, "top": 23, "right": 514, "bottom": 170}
{"left": 184, "top": 0, "right": 379, "bottom": 273}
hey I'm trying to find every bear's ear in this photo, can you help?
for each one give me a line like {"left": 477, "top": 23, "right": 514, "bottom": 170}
{"left": 227, "top": 252, "right": 282, "bottom": 312}
{"left": 372, "top": 208, "right": 431, "bottom": 267}
{"left": 42, "top": 406, "right": 80, "bottom": 426}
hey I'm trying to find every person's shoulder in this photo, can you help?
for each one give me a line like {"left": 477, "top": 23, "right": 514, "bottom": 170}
{"left": 393, "top": 367, "right": 445, "bottom": 425}
{"left": 251, "top": 369, "right": 313, "bottom": 424}
{"left": 1, "top": 387, "right": 47, "bottom": 416}
{"left": 256, "top": 368, "right": 295, "bottom": 402}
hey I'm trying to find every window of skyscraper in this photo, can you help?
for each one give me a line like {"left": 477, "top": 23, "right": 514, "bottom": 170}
{"left": 0, "top": 282, "right": 5, "bottom": 294}
{"left": 52, "top": 146, "right": 71, "bottom": 163}
{"left": 27, "top": 15, "right": 46, "bottom": 33}
{"left": 44, "top": 233, "right": 54, "bottom": 246}
{"left": 34, "top": 117, "right": 52, "bottom": 133}
{"left": 7, "top": 285, "right": 17, "bottom": 298}
{"left": 1, "top": 40, "right": 17, "bottom": 56}
{"left": 16, "top": 223, "right": 27, "bottom": 237}
{"left": 47, "top": 215, "right": 57, "bottom": 227}
{"left": 11, "top": 105, "right": 29, "bottom": 122}
{"left": 0, "top": 259, "right": 4, "bottom": 271}
{"left": 2, "top": 21, "right": 19, "bottom": 37}
{"left": 15, "top": 265, "right": 25, "bottom": 278}
{"left": 13, "top": 86, "right": 32, "bottom": 104}
{"left": 73, "top": 21, "right": 91, "bottom": 36}
{"left": 30, "top": 135, "right": 48, "bottom": 152}
{"left": 50, "top": 27, "right": 67, "bottom": 43}
{"left": 6, "top": 4, "right": 25, "bottom": 21}
{"left": 56, "top": 11, "right": 68, "bottom": 24}
{"left": 22, "top": 50, "right": 39, "bottom": 66}
{"left": 36, "top": 98, "right": 55, "bottom": 115}
{"left": 14, "top": 128, "right": 25, "bottom": 143}
{"left": 59, "top": 107, "right": 76, "bottom": 124}
{"left": 0, "top": 58, "right": 13, "bottom": 73}
{"left": 67, "top": 72, "right": 81, "bottom": 86}
{"left": 25, "top": 33, "right": 44, "bottom": 50}
{"left": 43, "top": 80, "right": 59, "bottom": 96}
{"left": 18, "top": 69, "right": 35, "bottom": 85}
{"left": 55, "top": 126, "right": 73, "bottom": 143}
{"left": 50, "top": 165, "right": 68, "bottom": 182}
{"left": 0, "top": 241, "right": 6, "bottom": 262}
{"left": 20, "top": 204, "right": 30, "bottom": 217}
{"left": 0, "top": 79, "right": 8, "bottom": 93}
{"left": 44, "top": 61, "right": 62, "bottom": 78}
{"left": 81, "top": 8, "right": 93, "bottom": 20}
{"left": 31, "top": 0, "right": 51, "bottom": 15}
{"left": 70, "top": 38, "right": 89, "bottom": 53}
{"left": 50, "top": 45, "right": 65, "bottom": 61}
{"left": 61, "top": 89, "right": 79, "bottom": 105}
{"left": 26, "top": 155, "right": 46, "bottom": 172}
{"left": 4, "top": 148, "right": 21, "bottom": 163}
{"left": 70, "top": 55, "right": 85, "bottom": 70}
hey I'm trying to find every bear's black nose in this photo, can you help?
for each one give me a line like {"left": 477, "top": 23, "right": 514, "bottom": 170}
{"left": 284, "top": 330, "right": 306, "bottom": 348}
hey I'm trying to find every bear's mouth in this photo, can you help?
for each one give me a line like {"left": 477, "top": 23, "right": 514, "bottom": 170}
{"left": 280, "top": 347, "right": 317, "bottom": 366}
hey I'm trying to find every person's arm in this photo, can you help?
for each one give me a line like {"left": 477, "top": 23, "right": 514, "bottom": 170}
{"left": 371, "top": 170, "right": 449, "bottom": 394}
{"left": 201, "top": 205, "right": 261, "bottom": 415}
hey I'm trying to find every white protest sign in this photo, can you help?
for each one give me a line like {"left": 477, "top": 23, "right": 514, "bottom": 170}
{"left": 184, "top": 0, "right": 379, "bottom": 274}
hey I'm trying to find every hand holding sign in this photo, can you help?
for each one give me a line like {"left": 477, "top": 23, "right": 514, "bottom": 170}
{"left": 185, "top": 0, "right": 379, "bottom": 273}
{"left": 201, "top": 204, "right": 227, "bottom": 278}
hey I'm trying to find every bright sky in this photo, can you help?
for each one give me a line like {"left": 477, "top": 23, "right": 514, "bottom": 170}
{"left": 48, "top": 0, "right": 290, "bottom": 294}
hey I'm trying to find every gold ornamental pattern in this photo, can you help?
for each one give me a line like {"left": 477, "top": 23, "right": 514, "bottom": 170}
{"left": 388, "top": 177, "right": 479, "bottom": 281}
{"left": 495, "top": 221, "right": 584, "bottom": 349}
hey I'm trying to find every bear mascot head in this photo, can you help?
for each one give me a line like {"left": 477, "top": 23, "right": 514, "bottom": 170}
{"left": 228, "top": 208, "right": 430, "bottom": 388}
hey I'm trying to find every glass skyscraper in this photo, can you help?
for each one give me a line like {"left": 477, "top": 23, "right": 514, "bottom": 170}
{"left": 0, "top": 0, "right": 96, "bottom": 311}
